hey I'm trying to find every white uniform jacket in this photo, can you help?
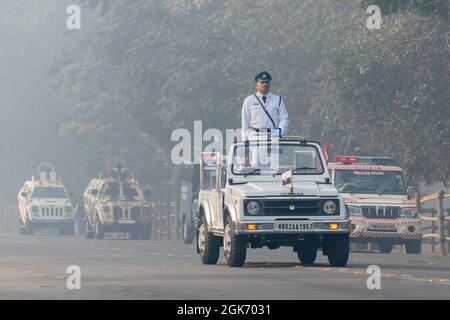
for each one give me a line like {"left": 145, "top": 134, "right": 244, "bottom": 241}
{"left": 241, "top": 92, "right": 289, "bottom": 140}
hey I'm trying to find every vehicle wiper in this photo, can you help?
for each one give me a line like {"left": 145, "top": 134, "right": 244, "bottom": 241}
{"left": 293, "top": 167, "right": 316, "bottom": 173}
{"left": 244, "top": 168, "right": 261, "bottom": 177}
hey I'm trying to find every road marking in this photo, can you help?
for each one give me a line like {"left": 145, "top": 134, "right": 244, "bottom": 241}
{"left": 385, "top": 273, "right": 397, "bottom": 278}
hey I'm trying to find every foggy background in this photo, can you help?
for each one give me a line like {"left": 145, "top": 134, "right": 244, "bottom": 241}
{"left": 0, "top": 0, "right": 448, "bottom": 205}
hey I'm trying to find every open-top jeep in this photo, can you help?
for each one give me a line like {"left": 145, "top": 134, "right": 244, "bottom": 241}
{"left": 197, "top": 134, "right": 350, "bottom": 267}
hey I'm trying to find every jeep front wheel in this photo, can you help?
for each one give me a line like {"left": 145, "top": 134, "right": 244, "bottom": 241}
{"left": 223, "top": 216, "right": 247, "bottom": 267}
{"left": 198, "top": 215, "right": 220, "bottom": 265}
{"left": 405, "top": 239, "right": 421, "bottom": 254}
{"left": 325, "top": 234, "right": 349, "bottom": 267}
{"left": 85, "top": 219, "right": 95, "bottom": 239}
{"left": 378, "top": 242, "right": 393, "bottom": 254}
{"left": 297, "top": 245, "right": 317, "bottom": 266}
{"left": 95, "top": 219, "right": 105, "bottom": 239}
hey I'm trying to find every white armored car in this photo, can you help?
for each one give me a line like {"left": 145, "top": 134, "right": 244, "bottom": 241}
{"left": 17, "top": 163, "right": 75, "bottom": 235}
{"left": 197, "top": 133, "right": 350, "bottom": 267}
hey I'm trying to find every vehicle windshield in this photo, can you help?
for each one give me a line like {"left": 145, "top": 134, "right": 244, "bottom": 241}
{"left": 102, "top": 183, "right": 120, "bottom": 200}
{"left": 334, "top": 169, "right": 406, "bottom": 195}
{"left": 231, "top": 143, "right": 324, "bottom": 176}
{"left": 123, "top": 183, "right": 139, "bottom": 200}
{"left": 32, "top": 187, "right": 67, "bottom": 198}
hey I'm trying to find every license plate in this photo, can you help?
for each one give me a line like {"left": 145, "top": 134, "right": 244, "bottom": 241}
{"left": 369, "top": 224, "right": 395, "bottom": 231}
{"left": 274, "top": 222, "right": 313, "bottom": 232}
{"left": 118, "top": 219, "right": 135, "bottom": 224}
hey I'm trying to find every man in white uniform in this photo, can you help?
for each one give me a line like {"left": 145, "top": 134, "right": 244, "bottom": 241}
{"left": 241, "top": 71, "right": 289, "bottom": 141}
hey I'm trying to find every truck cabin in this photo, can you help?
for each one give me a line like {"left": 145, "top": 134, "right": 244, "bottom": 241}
{"left": 329, "top": 156, "right": 406, "bottom": 195}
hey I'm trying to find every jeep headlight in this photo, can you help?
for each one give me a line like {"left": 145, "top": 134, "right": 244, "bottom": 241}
{"left": 32, "top": 206, "right": 40, "bottom": 216}
{"left": 400, "top": 207, "right": 418, "bottom": 218}
{"left": 65, "top": 205, "right": 73, "bottom": 214}
{"left": 246, "top": 201, "right": 261, "bottom": 216}
{"left": 323, "top": 200, "right": 337, "bottom": 215}
{"left": 347, "top": 205, "right": 362, "bottom": 216}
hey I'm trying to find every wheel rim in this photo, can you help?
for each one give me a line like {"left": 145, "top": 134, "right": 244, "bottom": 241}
{"left": 198, "top": 224, "right": 206, "bottom": 255}
{"left": 224, "top": 224, "right": 232, "bottom": 258}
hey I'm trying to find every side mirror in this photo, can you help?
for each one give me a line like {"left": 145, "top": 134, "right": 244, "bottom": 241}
{"left": 407, "top": 186, "right": 415, "bottom": 199}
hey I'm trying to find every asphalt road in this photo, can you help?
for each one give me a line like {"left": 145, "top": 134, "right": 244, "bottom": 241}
{"left": 0, "top": 233, "right": 449, "bottom": 300}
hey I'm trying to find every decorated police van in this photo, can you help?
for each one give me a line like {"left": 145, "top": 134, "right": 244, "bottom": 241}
{"left": 328, "top": 156, "right": 422, "bottom": 254}
{"left": 17, "top": 163, "right": 75, "bottom": 235}
{"left": 197, "top": 133, "right": 350, "bottom": 267}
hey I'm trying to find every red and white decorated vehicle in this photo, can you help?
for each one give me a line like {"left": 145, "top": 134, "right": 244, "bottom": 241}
{"left": 328, "top": 156, "right": 422, "bottom": 254}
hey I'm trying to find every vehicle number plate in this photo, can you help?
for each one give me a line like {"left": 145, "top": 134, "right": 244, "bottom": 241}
{"left": 274, "top": 222, "right": 313, "bottom": 232}
{"left": 119, "top": 219, "right": 135, "bottom": 224}
{"left": 369, "top": 224, "right": 395, "bottom": 231}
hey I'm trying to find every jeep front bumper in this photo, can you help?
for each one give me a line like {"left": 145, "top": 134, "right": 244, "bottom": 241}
{"left": 350, "top": 217, "right": 422, "bottom": 240}
{"left": 235, "top": 220, "right": 350, "bottom": 235}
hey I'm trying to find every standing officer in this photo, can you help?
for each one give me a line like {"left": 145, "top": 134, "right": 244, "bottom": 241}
{"left": 241, "top": 71, "right": 289, "bottom": 140}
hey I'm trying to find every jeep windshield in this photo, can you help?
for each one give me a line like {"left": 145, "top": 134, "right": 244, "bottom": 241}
{"left": 101, "top": 182, "right": 140, "bottom": 200}
{"left": 32, "top": 187, "right": 67, "bottom": 198}
{"left": 102, "top": 182, "right": 120, "bottom": 200}
{"left": 123, "top": 183, "right": 140, "bottom": 200}
{"left": 335, "top": 169, "right": 406, "bottom": 195}
{"left": 231, "top": 143, "right": 324, "bottom": 176}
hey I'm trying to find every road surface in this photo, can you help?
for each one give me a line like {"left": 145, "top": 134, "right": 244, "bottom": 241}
{"left": 0, "top": 233, "right": 449, "bottom": 300}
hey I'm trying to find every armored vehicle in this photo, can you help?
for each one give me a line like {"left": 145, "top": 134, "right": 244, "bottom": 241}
{"left": 17, "top": 163, "right": 75, "bottom": 235}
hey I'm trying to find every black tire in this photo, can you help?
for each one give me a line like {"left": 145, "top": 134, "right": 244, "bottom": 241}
{"left": 183, "top": 224, "right": 195, "bottom": 244}
{"left": 25, "top": 222, "right": 34, "bottom": 235}
{"left": 325, "top": 234, "right": 350, "bottom": 267}
{"left": 297, "top": 246, "right": 318, "bottom": 266}
{"left": 378, "top": 242, "right": 393, "bottom": 254}
{"left": 85, "top": 219, "right": 95, "bottom": 239}
{"left": 141, "top": 224, "right": 152, "bottom": 240}
{"left": 405, "top": 239, "right": 421, "bottom": 254}
{"left": 223, "top": 216, "right": 247, "bottom": 267}
{"left": 95, "top": 219, "right": 105, "bottom": 240}
{"left": 19, "top": 220, "right": 26, "bottom": 235}
{"left": 197, "top": 215, "right": 220, "bottom": 265}
{"left": 130, "top": 228, "right": 141, "bottom": 240}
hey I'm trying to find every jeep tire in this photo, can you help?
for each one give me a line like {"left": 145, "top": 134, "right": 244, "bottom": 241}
{"left": 85, "top": 219, "right": 95, "bottom": 239}
{"left": 325, "top": 234, "right": 350, "bottom": 267}
{"left": 223, "top": 216, "right": 247, "bottom": 267}
{"left": 19, "top": 220, "right": 26, "bottom": 235}
{"left": 95, "top": 219, "right": 105, "bottom": 239}
{"left": 198, "top": 215, "right": 220, "bottom": 265}
{"left": 141, "top": 224, "right": 152, "bottom": 240}
{"left": 405, "top": 239, "right": 421, "bottom": 254}
{"left": 378, "top": 242, "right": 393, "bottom": 254}
{"left": 25, "top": 222, "right": 34, "bottom": 235}
{"left": 297, "top": 245, "right": 317, "bottom": 266}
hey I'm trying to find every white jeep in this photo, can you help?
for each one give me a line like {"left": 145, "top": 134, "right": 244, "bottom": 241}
{"left": 196, "top": 135, "right": 350, "bottom": 267}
